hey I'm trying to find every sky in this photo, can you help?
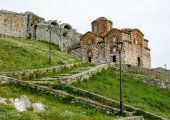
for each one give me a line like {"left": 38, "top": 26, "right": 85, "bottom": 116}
{"left": 0, "top": 0, "right": 170, "bottom": 69}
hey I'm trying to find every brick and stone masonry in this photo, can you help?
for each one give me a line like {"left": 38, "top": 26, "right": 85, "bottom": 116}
{"left": 71, "top": 17, "right": 151, "bottom": 68}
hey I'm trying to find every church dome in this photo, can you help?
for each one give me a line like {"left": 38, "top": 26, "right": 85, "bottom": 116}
{"left": 91, "top": 17, "right": 113, "bottom": 36}
{"left": 95, "top": 17, "right": 109, "bottom": 21}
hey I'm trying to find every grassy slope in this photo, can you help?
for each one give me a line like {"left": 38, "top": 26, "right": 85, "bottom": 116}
{"left": 0, "top": 36, "right": 80, "bottom": 72}
{"left": 0, "top": 85, "right": 115, "bottom": 120}
{"left": 72, "top": 68, "right": 170, "bottom": 119}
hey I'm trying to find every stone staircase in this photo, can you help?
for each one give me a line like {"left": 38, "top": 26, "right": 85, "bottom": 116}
{"left": 25, "top": 64, "right": 109, "bottom": 85}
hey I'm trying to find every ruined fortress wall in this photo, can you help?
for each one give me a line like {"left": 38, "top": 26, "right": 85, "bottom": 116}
{"left": 35, "top": 23, "right": 82, "bottom": 51}
{"left": 0, "top": 10, "right": 28, "bottom": 38}
{"left": 0, "top": 10, "right": 82, "bottom": 52}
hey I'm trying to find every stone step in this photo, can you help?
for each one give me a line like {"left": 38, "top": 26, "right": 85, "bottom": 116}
{"left": 116, "top": 116, "right": 144, "bottom": 120}
{"left": 26, "top": 81, "right": 57, "bottom": 84}
{"left": 73, "top": 96, "right": 134, "bottom": 117}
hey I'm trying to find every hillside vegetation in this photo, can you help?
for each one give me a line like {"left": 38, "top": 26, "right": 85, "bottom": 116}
{"left": 0, "top": 36, "right": 80, "bottom": 72}
{"left": 0, "top": 85, "right": 115, "bottom": 120}
{"left": 72, "top": 67, "right": 170, "bottom": 119}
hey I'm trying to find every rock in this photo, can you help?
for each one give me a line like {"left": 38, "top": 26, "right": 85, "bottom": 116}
{"left": 9, "top": 98, "right": 14, "bottom": 103}
{"left": 0, "top": 97, "right": 7, "bottom": 104}
{"left": 32, "top": 102, "right": 45, "bottom": 112}
{"left": 13, "top": 96, "right": 32, "bottom": 112}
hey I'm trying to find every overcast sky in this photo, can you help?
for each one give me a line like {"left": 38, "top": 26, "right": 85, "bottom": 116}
{"left": 1, "top": 0, "right": 170, "bottom": 69}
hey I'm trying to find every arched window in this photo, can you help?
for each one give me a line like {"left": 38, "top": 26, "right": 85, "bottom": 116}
{"left": 64, "top": 25, "right": 72, "bottom": 30}
{"left": 101, "top": 24, "right": 105, "bottom": 32}
{"left": 94, "top": 26, "right": 97, "bottom": 32}
{"left": 51, "top": 22, "right": 58, "bottom": 26}
{"left": 88, "top": 39, "right": 92, "bottom": 44}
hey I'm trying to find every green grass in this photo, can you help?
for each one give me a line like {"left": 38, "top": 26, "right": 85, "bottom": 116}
{"left": 0, "top": 85, "right": 116, "bottom": 120}
{"left": 72, "top": 68, "right": 170, "bottom": 119}
{"left": 0, "top": 36, "right": 80, "bottom": 72}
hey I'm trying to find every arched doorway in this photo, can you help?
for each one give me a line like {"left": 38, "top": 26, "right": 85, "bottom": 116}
{"left": 87, "top": 49, "right": 92, "bottom": 62}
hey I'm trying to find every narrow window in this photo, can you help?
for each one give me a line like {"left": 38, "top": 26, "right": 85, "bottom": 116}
{"left": 113, "top": 55, "right": 116, "bottom": 62}
{"left": 138, "top": 57, "right": 141, "bottom": 66}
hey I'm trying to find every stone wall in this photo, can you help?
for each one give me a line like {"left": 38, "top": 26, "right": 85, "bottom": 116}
{"left": 135, "top": 76, "right": 170, "bottom": 89}
{"left": 59, "top": 85, "right": 167, "bottom": 120}
{"left": 114, "top": 64, "right": 170, "bottom": 89}
{"left": 0, "top": 63, "right": 85, "bottom": 80}
{"left": 117, "top": 116, "right": 144, "bottom": 120}
{"left": 58, "top": 64, "right": 109, "bottom": 85}
{"left": 35, "top": 23, "right": 81, "bottom": 51}
{"left": 122, "top": 30, "right": 151, "bottom": 68}
{"left": 120, "top": 64, "right": 170, "bottom": 78}
{"left": 0, "top": 10, "right": 28, "bottom": 38}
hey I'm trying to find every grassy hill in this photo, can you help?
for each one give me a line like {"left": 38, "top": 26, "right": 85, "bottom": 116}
{"left": 0, "top": 36, "right": 80, "bottom": 72}
{"left": 0, "top": 85, "right": 115, "bottom": 120}
{"left": 72, "top": 67, "right": 170, "bottom": 119}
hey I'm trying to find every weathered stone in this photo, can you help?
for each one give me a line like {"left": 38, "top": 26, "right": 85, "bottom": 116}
{"left": 32, "top": 102, "right": 45, "bottom": 112}
{"left": 117, "top": 116, "right": 144, "bottom": 120}
{"left": 0, "top": 97, "right": 7, "bottom": 104}
{"left": 0, "top": 63, "right": 85, "bottom": 80}
{"left": 59, "top": 64, "right": 109, "bottom": 85}
{"left": 13, "top": 96, "right": 32, "bottom": 112}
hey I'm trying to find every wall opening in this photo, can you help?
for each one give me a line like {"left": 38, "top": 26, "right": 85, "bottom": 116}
{"left": 51, "top": 22, "right": 58, "bottom": 26}
{"left": 88, "top": 57, "right": 92, "bottom": 62}
{"left": 113, "top": 55, "right": 116, "bottom": 62}
{"left": 28, "top": 33, "right": 31, "bottom": 39}
{"left": 64, "top": 25, "right": 71, "bottom": 30}
{"left": 138, "top": 57, "right": 141, "bottom": 66}
{"left": 34, "top": 25, "right": 37, "bottom": 39}
{"left": 87, "top": 49, "right": 92, "bottom": 63}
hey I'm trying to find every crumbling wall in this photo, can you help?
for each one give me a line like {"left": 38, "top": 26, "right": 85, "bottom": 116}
{"left": 35, "top": 23, "right": 81, "bottom": 51}
{"left": 0, "top": 10, "right": 28, "bottom": 38}
{"left": 0, "top": 10, "right": 81, "bottom": 52}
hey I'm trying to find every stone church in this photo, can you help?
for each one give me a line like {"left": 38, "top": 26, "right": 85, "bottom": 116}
{"left": 71, "top": 17, "right": 151, "bottom": 68}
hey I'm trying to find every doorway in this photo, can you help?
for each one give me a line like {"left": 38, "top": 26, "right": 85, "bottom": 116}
{"left": 137, "top": 57, "right": 141, "bottom": 66}
{"left": 88, "top": 57, "right": 91, "bottom": 62}
{"left": 113, "top": 55, "right": 116, "bottom": 62}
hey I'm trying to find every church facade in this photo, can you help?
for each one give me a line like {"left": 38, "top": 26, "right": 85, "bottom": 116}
{"left": 71, "top": 17, "right": 151, "bottom": 68}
